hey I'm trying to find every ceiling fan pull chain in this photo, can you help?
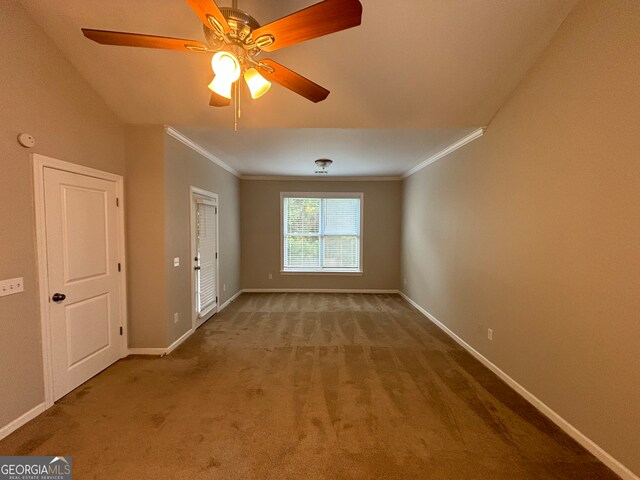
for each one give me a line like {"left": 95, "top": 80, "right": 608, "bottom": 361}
{"left": 234, "top": 81, "right": 239, "bottom": 132}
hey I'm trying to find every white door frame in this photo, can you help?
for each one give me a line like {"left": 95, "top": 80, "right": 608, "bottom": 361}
{"left": 33, "top": 154, "right": 128, "bottom": 408}
{"left": 189, "top": 186, "right": 220, "bottom": 331}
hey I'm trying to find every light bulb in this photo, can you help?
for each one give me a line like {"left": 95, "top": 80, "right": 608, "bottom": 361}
{"left": 244, "top": 68, "right": 271, "bottom": 99}
{"left": 211, "top": 52, "right": 240, "bottom": 82}
{"left": 208, "top": 75, "right": 233, "bottom": 99}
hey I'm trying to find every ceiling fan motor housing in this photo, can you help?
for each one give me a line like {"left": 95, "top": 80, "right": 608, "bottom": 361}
{"left": 204, "top": 7, "right": 262, "bottom": 59}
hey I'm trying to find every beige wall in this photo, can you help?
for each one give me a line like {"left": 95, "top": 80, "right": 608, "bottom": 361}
{"left": 124, "top": 131, "right": 243, "bottom": 348}
{"left": 241, "top": 180, "right": 401, "bottom": 290}
{"left": 401, "top": 0, "right": 640, "bottom": 475}
{"left": 163, "top": 134, "right": 242, "bottom": 344}
{"left": 125, "top": 126, "right": 167, "bottom": 348}
{"left": 0, "top": 1, "right": 125, "bottom": 427}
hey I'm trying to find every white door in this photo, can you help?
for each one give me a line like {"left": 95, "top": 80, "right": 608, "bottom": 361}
{"left": 43, "top": 167, "right": 123, "bottom": 400}
{"left": 191, "top": 189, "right": 219, "bottom": 329}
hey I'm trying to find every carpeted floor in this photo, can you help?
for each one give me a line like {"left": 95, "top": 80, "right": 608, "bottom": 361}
{"left": 0, "top": 293, "right": 618, "bottom": 479}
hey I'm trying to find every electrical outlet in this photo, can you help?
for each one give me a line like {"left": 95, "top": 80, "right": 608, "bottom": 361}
{"left": 487, "top": 328, "right": 493, "bottom": 341}
{"left": 173, "top": 257, "right": 180, "bottom": 267}
{"left": 0, "top": 277, "right": 24, "bottom": 297}
{"left": 403, "top": 278, "right": 407, "bottom": 286}
{"left": 174, "top": 313, "right": 179, "bottom": 324}
{"left": 268, "top": 273, "right": 273, "bottom": 280}
{"left": 223, "top": 284, "right": 227, "bottom": 291}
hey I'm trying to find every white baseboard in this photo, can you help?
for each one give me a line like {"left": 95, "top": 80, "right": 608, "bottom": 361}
{"left": 219, "top": 289, "right": 243, "bottom": 311}
{"left": 398, "top": 292, "right": 638, "bottom": 480}
{"left": 127, "top": 347, "right": 167, "bottom": 356}
{"left": 242, "top": 288, "right": 400, "bottom": 294}
{"left": 166, "top": 328, "right": 193, "bottom": 355}
{"left": 0, "top": 402, "right": 47, "bottom": 441}
{"left": 128, "top": 328, "right": 194, "bottom": 357}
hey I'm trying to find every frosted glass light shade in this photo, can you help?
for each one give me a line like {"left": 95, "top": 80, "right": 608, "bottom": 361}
{"left": 244, "top": 68, "right": 271, "bottom": 99}
{"left": 208, "top": 75, "right": 233, "bottom": 99}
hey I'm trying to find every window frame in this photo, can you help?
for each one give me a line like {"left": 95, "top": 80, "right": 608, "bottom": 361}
{"left": 280, "top": 192, "right": 364, "bottom": 275}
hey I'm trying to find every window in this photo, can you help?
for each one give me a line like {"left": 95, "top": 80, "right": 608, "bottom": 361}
{"left": 282, "top": 193, "right": 362, "bottom": 273}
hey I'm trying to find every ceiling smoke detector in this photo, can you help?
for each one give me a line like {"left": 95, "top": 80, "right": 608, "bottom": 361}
{"left": 315, "top": 158, "right": 333, "bottom": 174}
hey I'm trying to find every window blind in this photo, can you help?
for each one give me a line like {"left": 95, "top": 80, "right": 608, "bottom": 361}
{"left": 196, "top": 199, "right": 217, "bottom": 317}
{"left": 283, "top": 195, "right": 361, "bottom": 272}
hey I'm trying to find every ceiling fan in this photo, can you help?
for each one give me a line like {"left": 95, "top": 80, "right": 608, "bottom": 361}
{"left": 82, "top": 0, "right": 363, "bottom": 109}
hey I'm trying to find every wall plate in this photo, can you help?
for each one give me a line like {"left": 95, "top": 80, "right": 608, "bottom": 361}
{"left": 0, "top": 277, "right": 24, "bottom": 297}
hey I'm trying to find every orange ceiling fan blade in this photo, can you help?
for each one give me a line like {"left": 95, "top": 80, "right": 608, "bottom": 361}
{"left": 251, "top": 0, "right": 362, "bottom": 52}
{"left": 258, "top": 59, "right": 329, "bottom": 103}
{"left": 82, "top": 29, "right": 211, "bottom": 52}
{"left": 185, "top": 0, "right": 231, "bottom": 35}
{"left": 209, "top": 91, "right": 231, "bottom": 107}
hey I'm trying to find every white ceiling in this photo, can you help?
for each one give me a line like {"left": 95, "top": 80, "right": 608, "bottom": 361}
{"left": 20, "top": 0, "right": 577, "bottom": 175}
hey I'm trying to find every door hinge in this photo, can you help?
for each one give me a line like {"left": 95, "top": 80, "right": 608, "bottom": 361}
{"left": 215, "top": 207, "right": 218, "bottom": 214}
{"left": 116, "top": 197, "right": 119, "bottom": 207}
{"left": 118, "top": 263, "right": 121, "bottom": 272}
{"left": 216, "top": 296, "right": 218, "bottom": 303}
{"left": 215, "top": 252, "right": 218, "bottom": 259}
{"left": 119, "top": 326, "right": 123, "bottom": 335}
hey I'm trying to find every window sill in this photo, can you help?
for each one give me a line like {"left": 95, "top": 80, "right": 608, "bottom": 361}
{"left": 281, "top": 270, "right": 363, "bottom": 276}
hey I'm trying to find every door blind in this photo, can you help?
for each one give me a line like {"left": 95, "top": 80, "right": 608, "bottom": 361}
{"left": 196, "top": 199, "right": 217, "bottom": 317}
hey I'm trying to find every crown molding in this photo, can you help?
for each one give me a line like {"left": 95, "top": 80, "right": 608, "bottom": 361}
{"left": 165, "top": 126, "right": 485, "bottom": 181}
{"left": 402, "top": 127, "right": 485, "bottom": 179}
{"left": 164, "top": 126, "right": 239, "bottom": 177}
{"left": 240, "top": 175, "right": 402, "bottom": 181}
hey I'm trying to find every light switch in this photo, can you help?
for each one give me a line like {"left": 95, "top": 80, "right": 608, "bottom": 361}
{"left": 0, "top": 277, "right": 24, "bottom": 297}
{"left": 173, "top": 257, "right": 180, "bottom": 267}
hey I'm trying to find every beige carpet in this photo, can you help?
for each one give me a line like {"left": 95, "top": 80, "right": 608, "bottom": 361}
{"left": 0, "top": 293, "right": 618, "bottom": 479}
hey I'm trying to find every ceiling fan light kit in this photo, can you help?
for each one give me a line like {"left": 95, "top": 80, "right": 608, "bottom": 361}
{"left": 81, "top": 0, "right": 363, "bottom": 128}
{"left": 211, "top": 51, "right": 241, "bottom": 82}
{"left": 208, "top": 75, "right": 233, "bottom": 99}
{"left": 244, "top": 68, "right": 271, "bottom": 99}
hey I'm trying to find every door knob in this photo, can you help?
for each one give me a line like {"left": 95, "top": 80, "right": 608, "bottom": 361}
{"left": 52, "top": 293, "right": 66, "bottom": 303}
